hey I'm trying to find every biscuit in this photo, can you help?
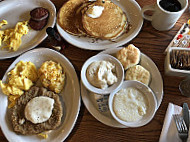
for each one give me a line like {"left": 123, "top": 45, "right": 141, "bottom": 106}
{"left": 116, "top": 44, "right": 140, "bottom": 70}
{"left": 125, "top": 65, "right": 151, "bottom": 85}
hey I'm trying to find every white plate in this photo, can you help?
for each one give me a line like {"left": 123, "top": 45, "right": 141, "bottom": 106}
{"left": 56, "top": 0, "right": 143, "bottom": 50}
{"left": 81, "top": 47, "right": 164, "bottom": 128}
{"left": 0, "top": 0, "right": 56, "bottom": 59}
{"left": 0, "top": 48, "right": 81, "bottom": 142}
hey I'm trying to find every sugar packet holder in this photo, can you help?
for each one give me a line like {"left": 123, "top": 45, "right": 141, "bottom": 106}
{"left": 165, "top": 19, "right": 190, "bottom": 53}
{"left": 165, "top": 47, "right": 190, "bottom": 77}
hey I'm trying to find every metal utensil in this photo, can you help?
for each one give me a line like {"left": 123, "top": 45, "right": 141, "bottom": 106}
{"left": 183, "top": 103, "right": 190, "bottom": 131}
{"left": 173, "top": 114, "right": 189, "bottom": 142}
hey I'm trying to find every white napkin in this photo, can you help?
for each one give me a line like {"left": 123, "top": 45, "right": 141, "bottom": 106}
{"left": 159, "top": 103, "right": 190, "bottom": 142}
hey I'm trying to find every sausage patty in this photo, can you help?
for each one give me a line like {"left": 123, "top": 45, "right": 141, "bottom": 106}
{"left": 30, "top": 7, "right": 49, "bottom": 21}
{"left": 29, "top": 18, "right": 48, "bottom": 31}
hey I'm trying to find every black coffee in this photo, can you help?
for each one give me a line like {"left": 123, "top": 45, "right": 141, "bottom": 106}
{"left": 159, "top": 0, "right": 182, "bottom": 12}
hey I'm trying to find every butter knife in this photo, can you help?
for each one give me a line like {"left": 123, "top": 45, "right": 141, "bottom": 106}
{"left": 183, "top": 103, "right": 189, "bottom": 131}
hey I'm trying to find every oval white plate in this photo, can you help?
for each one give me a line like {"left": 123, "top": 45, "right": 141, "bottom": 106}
{"left": 0, "top": 0, "right": 56, "bottom": 59}
{"left": 81, "top": 47, "right": 164, "bottom": 128}
{"left": 56, "top": 0, "right": 143, "bottom": 50}
{"left": 0, "top": 48, "right": 80, "bottom": 142}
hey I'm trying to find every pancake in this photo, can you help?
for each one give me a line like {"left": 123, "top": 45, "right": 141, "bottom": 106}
{"left": 125, "top": 65, "right": 151, "bottom": 86}
{"left": 57, "top": 0, "right": 88, "bottom": 35}
{"left": 82, "top": 0, "right": 128, "bottom": 39}
{"left": 75, "top": 2, "right": 92, "bottom": 35}
{"left": 111, "top": 18, "right": 128, "bottom": 40}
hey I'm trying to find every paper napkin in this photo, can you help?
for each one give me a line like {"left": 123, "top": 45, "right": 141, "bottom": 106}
{"left": 159, "top": 103, "right": 190, "bottom": 142}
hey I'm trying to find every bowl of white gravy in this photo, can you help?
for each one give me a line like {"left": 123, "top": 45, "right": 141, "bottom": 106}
{"left": 109, "top": 80, "right": 157, "bottom": 127}
{"left": 81, "top": 54, "right": 124, "bottom": 94}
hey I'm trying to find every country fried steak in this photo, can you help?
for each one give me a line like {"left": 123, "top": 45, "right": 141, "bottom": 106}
{"left": 11, "top": 86, "right": 63, "bottom": 135}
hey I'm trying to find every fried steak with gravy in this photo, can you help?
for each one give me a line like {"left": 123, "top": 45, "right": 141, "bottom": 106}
{"left": 11, "top": 86, "right": 63, "bottom": 135}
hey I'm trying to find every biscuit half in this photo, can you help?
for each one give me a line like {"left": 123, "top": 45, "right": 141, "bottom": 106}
{"left": 116, "top": 44, "right": 140, "bottom": 70}
{"left": 125, "top": 65, "right": 151, "bottom": 85}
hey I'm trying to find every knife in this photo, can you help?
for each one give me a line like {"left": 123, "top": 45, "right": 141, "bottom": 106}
{"left": 183, "top": 103, "right": 189, "bottom": 131}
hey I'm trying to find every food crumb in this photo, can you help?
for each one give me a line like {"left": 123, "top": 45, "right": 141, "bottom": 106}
{"left": 38, "top": 132, "right": 48, "bottom": 139}
{"left": 19, "top": 118, "right": 25, "bottom": 125}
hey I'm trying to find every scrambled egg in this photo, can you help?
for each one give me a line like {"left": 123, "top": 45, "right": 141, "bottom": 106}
{"left": 8, "top": 61, "right": 38, "bottom": 83}
{"left": 0, "top": 19, "right": 7, "bottom": 28}
{"left": 38, "top": 60, "right": 65, "bottom": 94}
{"left": 0, "top": 19, "right": 29, "bottom": 51}
{"left": 0, "top": 61, "right": 38, "bottom": 108}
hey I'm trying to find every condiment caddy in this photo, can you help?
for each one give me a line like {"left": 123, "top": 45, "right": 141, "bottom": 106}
{"left": 165, "top": 19, "right": 190, "bottom": 52}
{"left": 165, "top": 19, "right": 190, "bottom": 76}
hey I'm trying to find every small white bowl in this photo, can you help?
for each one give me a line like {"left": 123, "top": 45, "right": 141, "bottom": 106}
{"left": 165, "top": 47, "right": 190, "bottom": 77}
{"left": 81, "top": 54, "right": 124, "bottom": 94}
{"left": 109, "top": 80, "right": 157, "bottom": 127}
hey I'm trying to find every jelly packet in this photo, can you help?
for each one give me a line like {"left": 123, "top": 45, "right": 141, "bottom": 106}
{"left": 94, "top": 93, "right": 109, "bottom": 112}
{"left": 165, "top": 19, "right": 190, "bottom": 53}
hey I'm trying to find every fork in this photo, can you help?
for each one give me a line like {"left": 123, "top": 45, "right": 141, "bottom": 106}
{"left": 173, "top": 114, "right": 189, "bottom": 142}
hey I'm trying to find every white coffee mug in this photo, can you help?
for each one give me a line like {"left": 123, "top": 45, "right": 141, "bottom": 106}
{"left": 141, "top": 0, "right": 188, "bottom": 31}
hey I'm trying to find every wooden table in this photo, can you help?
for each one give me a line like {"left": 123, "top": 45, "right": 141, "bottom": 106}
{"left": 0, "top": 0, "right": 190, "bottom": 141}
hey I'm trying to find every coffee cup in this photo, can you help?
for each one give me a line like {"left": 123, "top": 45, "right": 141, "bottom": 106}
{"left": 141, "top": 0, "right": 188, "bottom": 31}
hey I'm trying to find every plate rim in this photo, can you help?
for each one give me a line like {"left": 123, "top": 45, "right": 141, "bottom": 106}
{"left": 0, "top": 0, "right": 56, "bottom": 60}
{"left": 81, "top": 81, "right": 127, "bottom": 128}
{"left": 56, "top": 0, "right": 143, "bottom": 50}
{"left": 0, "top": 48, "right": 81, "bottom": 142}
{"left": 81, "top": 47, "right": 164, "bottom": 128}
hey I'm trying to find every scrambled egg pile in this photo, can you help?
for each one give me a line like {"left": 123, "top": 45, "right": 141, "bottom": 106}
{"left": 0, "top": 60, "right": 66, "bottom": 108}
{"left": 0, "top": 19, "right": 29, "bottom": 51}
{"left": 38, "top": 60, "right": 65, "bottom": 94}
{"left": 0, "top": 61, "right": 38, "bottom": 108}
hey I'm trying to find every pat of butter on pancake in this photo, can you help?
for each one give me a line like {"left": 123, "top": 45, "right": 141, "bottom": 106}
{"left": 87, "top": 5, "right": 104, "bottom": 18}
{"left": 25, "top": 96, "right": 54, "bottom": 124}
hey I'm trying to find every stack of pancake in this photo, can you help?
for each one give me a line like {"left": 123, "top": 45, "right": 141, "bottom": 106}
{"left": 58, "top": 0, "right": 128, "bottom": 40}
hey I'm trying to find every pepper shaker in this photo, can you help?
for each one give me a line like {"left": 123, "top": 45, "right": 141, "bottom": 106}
{"left": 46, "top": 27, "right": 65, "bottom": 51}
